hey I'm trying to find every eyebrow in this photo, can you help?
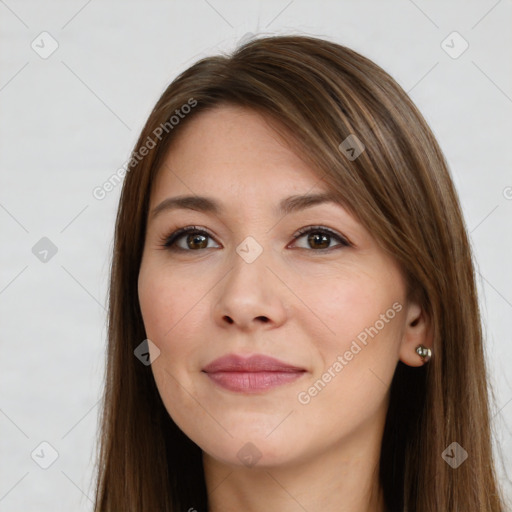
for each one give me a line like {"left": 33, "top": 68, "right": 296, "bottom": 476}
{"left": 150, "top": 192, "right": 346, "bottom": 221}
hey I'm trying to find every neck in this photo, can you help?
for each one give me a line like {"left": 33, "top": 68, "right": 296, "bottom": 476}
{"left": 203, "top": 406, "right": 387, "bottom": 512}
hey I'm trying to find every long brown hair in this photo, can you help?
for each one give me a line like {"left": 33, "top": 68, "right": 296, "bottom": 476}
{"left": 93, "top": 34, "right": 509, "bottom": 511}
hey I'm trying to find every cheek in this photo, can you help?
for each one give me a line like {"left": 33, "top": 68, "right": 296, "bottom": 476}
{"left": 296, "top": 271, "right": 399, "bottom": 344}
{"left": 138, "top": 265, "right": 212, "bottom": 428}
{"left": 294, "top": 270, "right": 404, "bottom": 400}
{"left": 138, "top": 262, "right": 201, "bottom": 344}
{"left": 138, "top": 263, "right": 215, "bottom": 394}
{"left": 138, "top": 273, "right": 170, "bottom": 343}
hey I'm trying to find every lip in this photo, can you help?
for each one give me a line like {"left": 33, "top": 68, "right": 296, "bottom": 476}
{"left": 202, "top": 354, "right": 306, "bottom": 393}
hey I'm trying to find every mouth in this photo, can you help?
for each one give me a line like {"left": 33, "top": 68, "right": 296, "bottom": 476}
{"left": 202, "top": 353, "right": 306, "bottom": 393}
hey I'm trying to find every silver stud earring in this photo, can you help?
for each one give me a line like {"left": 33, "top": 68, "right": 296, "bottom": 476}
{"left": 416, "top": 344, "right": 432, "bottom": 363}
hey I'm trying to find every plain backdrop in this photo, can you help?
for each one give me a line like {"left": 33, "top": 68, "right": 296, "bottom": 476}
{"left": 1, "top": 1, "right": 511, "bottom": 510}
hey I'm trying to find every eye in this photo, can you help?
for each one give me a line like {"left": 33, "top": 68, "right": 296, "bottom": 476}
{"left": 289, "top": 226, "right": 351, "bottom": 251}
{"left": 160, "top": 226, "right": 220, "bottom": 251}
{"left": 159, "top": 225, "right": 351, "bottom": 253}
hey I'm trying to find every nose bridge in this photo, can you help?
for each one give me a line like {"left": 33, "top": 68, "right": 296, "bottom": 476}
{"left": 228, "top": 233, "right": 272, "bottom": 300}
{"left": 235, "top": 234, "right": 266, "bottom": 266}
{"left": 213, "top": 233, "right": 287, "bottom": 329}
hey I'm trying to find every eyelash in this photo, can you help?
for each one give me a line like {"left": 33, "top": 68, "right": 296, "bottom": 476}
{"left": 159, "top": 225, "right": 351, "bottom": 253}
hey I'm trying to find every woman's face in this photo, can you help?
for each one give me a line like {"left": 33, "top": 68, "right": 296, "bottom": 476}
{"left": 138, "top": 105, "right": 422, "bottom": 469}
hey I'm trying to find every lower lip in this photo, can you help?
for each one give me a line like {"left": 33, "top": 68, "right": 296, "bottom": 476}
{"left": 204, "top": 371, "right": 305, "bottom": 393}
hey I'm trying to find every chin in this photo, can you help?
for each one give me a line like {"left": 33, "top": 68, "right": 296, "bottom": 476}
{"left": 203, "top": 438, "right": 296, "bottom": 470}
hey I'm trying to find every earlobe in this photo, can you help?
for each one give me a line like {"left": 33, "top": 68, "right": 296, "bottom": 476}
{"left": 398, "top": 302, "right": 433, "bottom": 367}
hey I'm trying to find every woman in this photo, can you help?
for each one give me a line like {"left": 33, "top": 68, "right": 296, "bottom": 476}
{"left": 93, "top": 34, "right": 509, "bottom": 511}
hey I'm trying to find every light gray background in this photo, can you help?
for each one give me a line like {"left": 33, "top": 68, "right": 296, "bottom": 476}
{"left": 1, "top": 1, "right": 511, "bottom": 510}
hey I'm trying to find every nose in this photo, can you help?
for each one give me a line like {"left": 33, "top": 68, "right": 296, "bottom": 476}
{"left": 212, "top": 246, "right": 288, "bottom": 332}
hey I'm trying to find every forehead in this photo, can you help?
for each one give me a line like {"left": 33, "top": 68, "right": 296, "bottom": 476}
{"left": 151, "top": 105, "right": 324, "bottom": 201}
{"left": 145, "top": 106, "right": 372, "bottom": 246}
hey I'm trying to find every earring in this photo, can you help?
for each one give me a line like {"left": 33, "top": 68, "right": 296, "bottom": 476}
{"left": 416, "top": 344, "right": 432, "bottom": 363}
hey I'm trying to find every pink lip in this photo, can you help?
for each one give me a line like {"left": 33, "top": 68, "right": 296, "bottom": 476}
{"left": 202, "top": 354, "right": 306, "bottom": 393}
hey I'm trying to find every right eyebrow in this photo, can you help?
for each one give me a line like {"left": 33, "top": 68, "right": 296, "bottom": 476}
{"left": 150, "top": 195, "right": 221, "bottom": 220}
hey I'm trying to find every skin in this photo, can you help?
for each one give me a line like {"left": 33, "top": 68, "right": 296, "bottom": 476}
{"left": 138, "top": 105, "right": 432, "bottom": 512}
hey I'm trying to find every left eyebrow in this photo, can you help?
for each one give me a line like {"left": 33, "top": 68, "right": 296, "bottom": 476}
{"left": 150, "top": 192, "right": 347, "bottom": 221}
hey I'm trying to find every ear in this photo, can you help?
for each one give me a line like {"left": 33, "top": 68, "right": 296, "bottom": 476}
{"left": 398, "top": 300, "right": 433, "bottom": 367}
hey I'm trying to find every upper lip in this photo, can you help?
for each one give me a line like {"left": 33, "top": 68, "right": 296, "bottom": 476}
{"left": 202, "top": 354, "right": 305, "bottom": 373}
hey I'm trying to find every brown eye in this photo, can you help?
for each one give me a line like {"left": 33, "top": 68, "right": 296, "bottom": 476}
{"left": 307, "top": 232, "right": 331, "bottom": 250}
{"left": 162, "top": 227, "right": 220, "bottom": 251}
{"left": 161, "top": 225, "right": 350, "bottom": 253}
{"left": 186, "top": 233, "right": 209, "bottom": 250}
{"left": 291, "top": 226, "right": 350, "bottom": 251}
